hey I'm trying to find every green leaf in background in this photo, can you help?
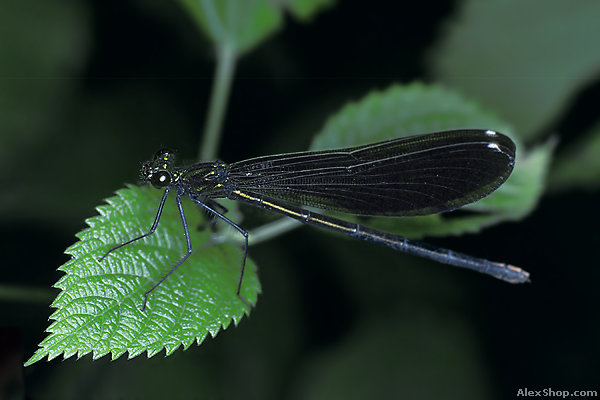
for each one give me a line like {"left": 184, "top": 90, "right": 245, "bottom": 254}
{"left": 0, "top": 0, "right": 89, "bottom": 169}
{"left": 549, "top": 122, "right": 600, "bottom": 193}
{"left": 292, "top": 312, "right": 493, "bottom": 400}
{"left": 179, "top": 0, "right": 334, "bottom": 55}
{"left": 310, "top": 83, "right": 553, "bottom": 238}
{"left": 283, "top": 0, "right": 336, "bottom": 21}
{"left": 311, "top": 83, "right": 517, "bottom": 149}
{"left": 429, "top": 0, "right": 600, "bottom": 140}
{"left": 25, "top": 185, "right": 260, "bottom": 366}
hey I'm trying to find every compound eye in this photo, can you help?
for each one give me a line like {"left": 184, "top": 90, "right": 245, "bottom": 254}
{"left": 150, "top": 170, "right": 171, "bottom": 188}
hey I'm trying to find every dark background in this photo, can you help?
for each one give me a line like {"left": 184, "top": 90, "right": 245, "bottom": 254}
{"left": 1, "top": 0, "right": 599, "bottom": 399}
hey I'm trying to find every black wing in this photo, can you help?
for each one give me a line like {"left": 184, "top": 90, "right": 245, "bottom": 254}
{"left": 226, "top": 129, "right": 515, "bottom": 217}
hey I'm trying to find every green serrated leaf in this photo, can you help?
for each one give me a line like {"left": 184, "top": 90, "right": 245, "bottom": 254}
{"left": 178, "top": 0, "right": 334, "bottom": 55}
{"left": 310, "top": 83, "right": 549, "bottom": 238}
{"left": 430, "top": 0, "right": 600, "bottom": 140}
{"left": 311, "top": 83, "right": 517, "bottom": 150}
{"left": 25, "top": 185, "right": 260, "bottom": 366}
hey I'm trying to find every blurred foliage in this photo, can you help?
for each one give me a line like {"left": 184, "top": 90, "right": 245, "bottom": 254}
{"left": 549, "top": 121, "right": 600, "bottom": 192}
{"left": 0, "top": 0, "right": 89, "bottom": 167}
{"left": 179, "top": 0, "right": 335, "bottom": 55}
{"left": 291, "top": 312, "right": 493, "bottom": 400}
{"left": 430, "top": 0, "right": 600, "bottom": 141}
{"left": 1, "top": 0, "right": 599, "bottom": 398}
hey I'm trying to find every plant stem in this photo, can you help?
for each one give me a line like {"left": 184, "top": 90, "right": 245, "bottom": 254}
{"left": 212, "top": 218, "right": 302, "bottom": 247}
{"left": 199, "top": 44, "right": 237, "bottom": 160}
{"left": 197, "top": 44, "right": 303, "bottom": 247}
{"left": 248, "top": 218, "right": 302, "bottom": 246}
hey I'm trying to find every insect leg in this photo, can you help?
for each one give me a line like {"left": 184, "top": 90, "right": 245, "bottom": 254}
{"left": 196, "top": 198, "right": 229, "bottom": 231}
{"left": 190, "top": 196, "right": 251, "bottom": 309}
{"left": 99, "top": 188, "right": 171, "bottom": 261}
{"left": 142, "top": 190, "right": 193, "bottom": 311}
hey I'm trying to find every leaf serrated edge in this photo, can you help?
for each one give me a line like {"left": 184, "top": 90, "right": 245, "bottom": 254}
{"left": 26, "top": 184, "right": 260, "bottom": 366}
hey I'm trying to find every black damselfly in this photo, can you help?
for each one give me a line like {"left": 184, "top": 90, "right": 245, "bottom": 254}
{"left": 100, "top": 129, "right": 530, "bottom": 310}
